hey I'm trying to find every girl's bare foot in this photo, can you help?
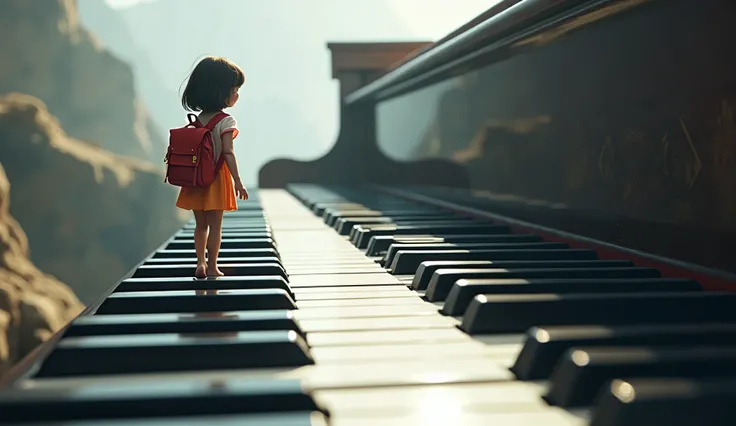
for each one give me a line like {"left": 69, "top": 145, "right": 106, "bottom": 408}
{"left": 207, "top": 266, "right": 225, "bottom": 277}
{"left": 195, "top": 263, "right": 207, "bottom": 279}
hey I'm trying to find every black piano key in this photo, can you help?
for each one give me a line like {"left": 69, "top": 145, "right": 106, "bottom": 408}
{"left": 184, "top": 220, "right": 269, "bottom": 226}
{"left": 116, "top": 276, "right": 293, "bottom": 297}
{"left": 0, "top": 379, "right": 322, "bottom": 421}
{"left": 318, "top": 205, "right": 369, "bottom": 217}
{"left": 94, "top": 289, "right": 297, "bottom": 315}
{"left": 512, "top": 321, "right": 736, "bottom": 380}
{"left": 184, "top": 220, "right": 269, "bottom": 228}
{"left": 175, "top": 231, "right": 272, "bottom": 238}
{"left": 367, "top": 236, "right": 434, "bottom": 256}
{"left": 366, "top": 232, "right": 531, "bottom": 256}
{"left": 311, "top": 201, "right": 356, "bottom": 215}
{"left": 144, "top": 256, "right": 282, "bottom": 265}
{"left": 317, "top": 203, "right": 412, "bottom": 217}
{"left": 179, "top": 225, "right": 271, "bottom": 230}
{"left": 35, "top": 330, "right": 313, "bottom": 377}
{"left": 182, "top": 220, "right": 268, "bottom": 226}
{"left": 442, "top": 277, "right": 701, "bottom": 316}
{"left": 545, "top": 346, "right": 736, "bottom": 408}
{"left": 189, "top": 228, "right": 271, "bottom": 234}
{"left": 459, "top": 291, "right": 736, "bottom": 335}
{"left": 383, "top": 242, "right": 568, "bottom": 267}
{"left": 412, "top": 260, "right": 498, "bottom": 289}
{"left": 154, "top": 248, "right": 280, "bottom": 259}
{"left": 413, "top": 260, "right": 634, "bottom": 290}
{"left": 335, "top": 214, "right": 457, "bottom": 235}
{"left": 166, "top": 238, "right": 275, "bottom": 250}
{"left": 64, "top": 310, "right": 305, "bottom": 338}
{"left": 334, "top": 217, "right": 399, "bottom": 233}
{"left": 326, "top": 208, "right": 442, "bottom": 226}
{"left": 425, "top": 266, "right": 660, "bottom": 301}
{"left": 352, "top": 222, "right": 494, "bottom": 248}
{"left": 182, "top": 225, "right": 270, "bottom": 232}
{"left": 390, "top": 249, "right": 599, "bottom": 275}
{"left": 590, "top": 377, "right": 736, "bottom": 426}
{"left": 132, "top": 263, "right": 288, "bottom": 279}
{"left": 20, "top": 412, "right": 329, "bottom": 426}
{"left": 16, "top": 412, "right": 329, "bottom": 425}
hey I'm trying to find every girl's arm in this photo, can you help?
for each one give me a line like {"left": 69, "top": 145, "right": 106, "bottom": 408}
{"left": 221, "top": 132, "right": 248, "bottom": 199}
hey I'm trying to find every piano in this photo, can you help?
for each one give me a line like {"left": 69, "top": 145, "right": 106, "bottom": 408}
{"left": 2, "top": 0, "right": 736, "bottom": 424}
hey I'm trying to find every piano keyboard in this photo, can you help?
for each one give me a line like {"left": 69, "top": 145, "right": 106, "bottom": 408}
{"left": 1, "top": 185, "right": 734, "bottom": 425}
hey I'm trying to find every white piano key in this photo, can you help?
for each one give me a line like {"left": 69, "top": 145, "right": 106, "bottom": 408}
{"left": 329, "top": 410, "right": 586, "bottom": 426}
{"left": 24, "top": 359, "right": 516, "bottom": 391}
{"left": 292, "top": 304, "right": 440, "bottom": 319}
{"left": 292, "top": 285, "right": 411, "bottom": 295}
{"left": 288, "top": 273, "right": 403, "bottom": 287}
{"left": 310, "top": 341, "right": 521, "bottom": 363}
{"left": 316, "top": 381, "right": 549, "bottom": 414}
{"left": 296, "top": 297, "right": 427, "bottom": 308}
{"left": 308, "top": 329, "right": 473, "bottom": 348}
{"left": 295, "top": 290, "right": 419, "bottom": 300}
{"left": 298, "top": 315, "right": 458, "bottom": 333}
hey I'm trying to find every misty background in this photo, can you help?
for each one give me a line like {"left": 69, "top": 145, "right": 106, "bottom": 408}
{"left": 79, "top": 0, "right": 493, "bottom": 183}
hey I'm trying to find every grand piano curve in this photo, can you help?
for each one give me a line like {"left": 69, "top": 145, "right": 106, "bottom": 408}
{"left": 257, "top": 42, "right": 471, "bottom": 189}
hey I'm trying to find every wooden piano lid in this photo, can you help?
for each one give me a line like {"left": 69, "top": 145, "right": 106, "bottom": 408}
{"left": 327, "top": 42, "right": 432, "bottom": 98}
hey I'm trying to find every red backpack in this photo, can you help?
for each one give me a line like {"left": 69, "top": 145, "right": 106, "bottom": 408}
{"left": 164, "top": 112, "right": 228, "bottom": 188}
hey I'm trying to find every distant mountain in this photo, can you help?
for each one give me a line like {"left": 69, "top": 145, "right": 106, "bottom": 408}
{"left": 77, "top": 0, "right": 181, "bottom": 139}
{"left": 98, "top": 0, "right": 424, "bottom": 182}
{"left": 0, "top": 0, "right": 165, "bottom": 163}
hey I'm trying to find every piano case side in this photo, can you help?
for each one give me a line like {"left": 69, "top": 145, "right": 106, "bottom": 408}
{"left": 258, "top": 42, "right": 471, "bottom": 189}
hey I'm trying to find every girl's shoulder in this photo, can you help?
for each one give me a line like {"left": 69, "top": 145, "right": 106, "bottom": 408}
{"left": 218, "top": 114, "right": 238, "bottom": 130}
{"left": 215, "top": 114, "right": 239, "bottom": 139}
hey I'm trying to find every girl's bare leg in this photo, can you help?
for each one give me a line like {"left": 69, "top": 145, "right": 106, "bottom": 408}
{"left": 205, "top": 210, "right": 225, "bottom": 276}
{"left": 193, "top": 210, "right": 208, "bottom": 278}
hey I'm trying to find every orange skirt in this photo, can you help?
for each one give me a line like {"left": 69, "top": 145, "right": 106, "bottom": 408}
{"left": 176, "top": 163, "right": 238, "bottom": 212}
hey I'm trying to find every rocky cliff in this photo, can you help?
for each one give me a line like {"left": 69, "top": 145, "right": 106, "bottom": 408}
{"left": 77, "top": 0, "right": 182, "bottom": 137}
{"left": 0, "top": 161, "right": 84, "bottom": 377}
{"left": 0, "top": 93, "right": 185, "bottom": 304}
{"left": 0, "top": 0, "right": 165, "bottom": 163}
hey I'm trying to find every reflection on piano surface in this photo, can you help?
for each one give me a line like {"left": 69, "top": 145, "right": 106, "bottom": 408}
{"left": 2, "top": 0, "right": 736, "bottom": 425}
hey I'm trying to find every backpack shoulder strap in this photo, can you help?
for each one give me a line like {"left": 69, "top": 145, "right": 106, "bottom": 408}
{"left": 204, "top": 112, "right": 230, "bottom": 131}
{"left": 182, "top": 113, "right": 229, "bottom": 130}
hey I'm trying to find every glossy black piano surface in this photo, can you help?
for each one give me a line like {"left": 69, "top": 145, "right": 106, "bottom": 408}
{"left": 3, "top": 0, "right": 736, "bottom": 425}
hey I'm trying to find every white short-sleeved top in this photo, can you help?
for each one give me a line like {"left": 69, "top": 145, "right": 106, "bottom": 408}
{"left": 205, "top": 115, "right": 239, "bottom": 164}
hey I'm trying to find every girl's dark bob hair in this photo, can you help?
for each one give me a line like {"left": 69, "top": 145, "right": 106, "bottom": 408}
{"left": 181, "top": 56, "right": 245, "bottom": 112}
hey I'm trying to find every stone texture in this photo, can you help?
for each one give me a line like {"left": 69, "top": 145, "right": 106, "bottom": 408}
{"left": 0, "top": 93, "right": 186, "bottom": 304}
{"left": 0, "top": 0, "right": 165, "bottom": 162}
{"left": 0, "top": 161, "right": 84, "bottom": 377}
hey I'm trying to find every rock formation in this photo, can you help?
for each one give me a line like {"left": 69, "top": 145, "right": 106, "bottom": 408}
{"left": 0, "top": 161, "right": 84, "bottom": 377}
{"left": 0, "top": 93, "right": 186, "bottom": 304}
{"left": 0, "top": 0, "right": 165, "bottom": 163}
{"left": 77, "top": 0, "right": 182, "bottom": 138}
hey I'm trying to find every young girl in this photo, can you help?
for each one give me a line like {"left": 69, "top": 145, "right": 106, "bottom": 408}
{"left": 176, "top": 56, "right": 249, "bottom": 278}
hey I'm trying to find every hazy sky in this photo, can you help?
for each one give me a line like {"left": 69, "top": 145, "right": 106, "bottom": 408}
{"left": 105, "top": 0, "right": 498, "bottom": 39}
{"left": 97, "top": 0, "right": 500, "bottom": 182}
